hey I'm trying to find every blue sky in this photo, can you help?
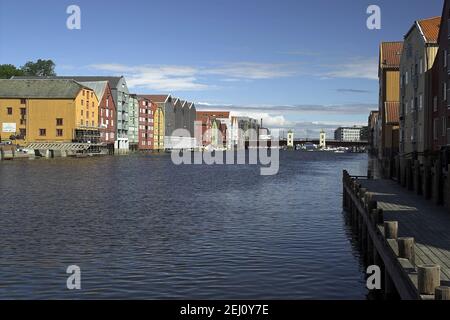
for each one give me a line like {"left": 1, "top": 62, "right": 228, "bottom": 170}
{"left": 0, "top": 0, "right": 444, "bottom": 137}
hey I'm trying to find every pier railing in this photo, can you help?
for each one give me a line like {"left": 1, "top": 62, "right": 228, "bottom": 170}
{"left": 343, "top": 170, "right": 450, "bottom": 300}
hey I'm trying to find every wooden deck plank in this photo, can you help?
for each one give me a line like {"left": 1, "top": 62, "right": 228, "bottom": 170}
{"left": 359, "top": 179, "right": 450, "bottom": 286}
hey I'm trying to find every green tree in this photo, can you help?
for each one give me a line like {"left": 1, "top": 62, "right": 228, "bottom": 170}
{"left": 21, "top": 59, "right": 56, "bottom": 77}
{"left": 0, "top": 64, "right": 24, "bottom": 79}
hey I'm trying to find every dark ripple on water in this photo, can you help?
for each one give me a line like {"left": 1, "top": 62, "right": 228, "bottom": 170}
{"left": 0, "top": 151, "right": 368, "bottom": 299}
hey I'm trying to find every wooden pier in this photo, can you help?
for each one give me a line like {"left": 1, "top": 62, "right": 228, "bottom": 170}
{"left": 343, "top": 170, "right": 450, "bottom": 300}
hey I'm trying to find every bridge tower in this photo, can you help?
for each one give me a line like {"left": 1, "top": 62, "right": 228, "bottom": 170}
{"left": 320, "top": 130, "right": 326, "bottom": 149}
{"left": 287, "top": 130, "right": 294, "bottom": 149}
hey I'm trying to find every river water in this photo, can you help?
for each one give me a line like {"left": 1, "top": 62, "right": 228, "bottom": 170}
{"left": 0, "top": 151, "right": 369, "bottom": 299}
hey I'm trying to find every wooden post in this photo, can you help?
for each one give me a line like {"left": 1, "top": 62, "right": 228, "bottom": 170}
{"left": 360, "top": 188, "right": 367, "bottom": 205}
{"left": 433, "top": 160, "right": 442, "bottom": 205}
{"left": 398, "top": 237, "right": 415, "bottom": 265}
{"left": 423, "top": 160, "right": 432, "bottom": 200}
{"left": 361, "top": 224, "right": 368, "bottom": 253}
{"left": 384, "top": 221, "right": 398, "bottom": 239}
{"left": 418, "top": 265, "right": 441, "bottom": 295}
{"left": 413, "top": 160, "right": 421, "bottom": 195}
{"left": 376, "top": 208, "right": 384, "bottom": 225}
{"left": 367, "top": 236, "right": 374, "bottom": 265}
{"left": 369, "top": 209, "right": 378, "bottom": 228}
{"left": 367, "top": 199, "right": 377, "bottom": 214}
{"left": 405, "top": 159, "right": 412, "bottom": 190}
{"left": 435, "top": 286, "right": 450, "bottom": 300}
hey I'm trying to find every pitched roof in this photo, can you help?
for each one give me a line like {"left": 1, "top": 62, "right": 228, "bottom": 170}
{"left": 417, "top": 16, "right": 441, "bottom": 43}
{"left": 12, "top": 76, "right": 124, "bottom": 88}
{"left": 380, "top": 42, "right": 403, "bottom": 68}
{"left": 79, "top": 81, "right": 108, "bottom": 101}
{"left": 0, "top": 79, "right": 85, "bottom": 99}
{"left": 139, "top": 94, "right": 170, "bottom": 103}
{"left": 385, "top": 102, "right": 400, "bottom": 124}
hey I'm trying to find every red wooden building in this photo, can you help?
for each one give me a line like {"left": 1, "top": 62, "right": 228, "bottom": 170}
{"left": 137, "top": 96, "right": 155, "bottom": 150}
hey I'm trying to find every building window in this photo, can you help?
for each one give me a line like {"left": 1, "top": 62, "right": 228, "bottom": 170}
{"left": 420, "top": 58, "right": 423, "bottom": 74}
{"left": 20, "top": 108, "right": 26, "bottom": 116}
{"left": 86, "top": 120, "right": 89, "bottom": 126}
{"left": 39, "top": 129, "right": 46, "bottom": 136}
{"left": 405, "top": 71, "right": 409, "bottom": 85}
{"left": 7, "top": 107, "right": 12, "bottom": 115}
{"left": 82, "top": 90, "right": 85, "bottom": 96}
{"left": 20, "top": 99, "right": 26, "bottom": 105}
{"left": 56, "top": 118, "right": 63, "bottom": 126}
{"left": 419, "top": 95, "right": 423, "bottom": 110}
{"left": 56, "top": 129, "right": 63, "bottom": 137}
{"left": 81, "top": 100, "right": 84, "bottom": 106}
{"left": 434, "top": 96, "right": 438, "bottom": 112}
{"left": 92, "top": 121, "right": 95, "bottom": 127}
{"left": 92, "top": 102, "right": 94, "bottom": 108}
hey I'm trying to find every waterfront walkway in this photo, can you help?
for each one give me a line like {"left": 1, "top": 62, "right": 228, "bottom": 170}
{"left": 360, "top": 179, "right": 450, "bottom": 286}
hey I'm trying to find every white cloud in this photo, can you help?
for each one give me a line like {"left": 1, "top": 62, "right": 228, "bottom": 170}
{"left": 319, "top": 57, "right": 378, "bottom": 80}
{"left": 205, "top": 62, "right": 298, "bottom": 80}
{"left": 89, "top": 62, "right": 299, "bottom": 92}
{"left": 90, "top": 64, "right": 207, "bottom": 91}
{"left": 196, "top": 102, "right": 376, "bottom": 116}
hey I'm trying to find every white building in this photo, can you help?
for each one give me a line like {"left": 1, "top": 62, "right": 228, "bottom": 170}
{"left": 334, "top": 127, "right": 363, "bottom": 142}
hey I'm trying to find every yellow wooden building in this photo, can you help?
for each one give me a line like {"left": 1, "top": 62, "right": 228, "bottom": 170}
{"left": 153, "top": 106, "right": 165, "bottom": 150}
{"left": 0, "top": 79, "right": 99, "bottom": 146}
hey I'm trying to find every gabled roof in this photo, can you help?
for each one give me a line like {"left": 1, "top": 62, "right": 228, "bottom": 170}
{"left": 140, "top": 94, "right": 171, "bottom": 103}
{"left": 417, "top": 17, "right": 441, "bottom": 43}
{"left": 79, "top": 81, "right": 108, "bottom": 101}
{"left": 0, "top": 79, "right": 86, "bottom": 99}
{"left": 379, "top": 42, "right": 403, "bottom": 69}
{"left": 385, "top": 102, "right": 400, "bottom": 125}
{"left": 405, "top": 16, "right": 441, "bottom": 44}
{"left": 12, "top": 76, "right": 125, "bottom": 88}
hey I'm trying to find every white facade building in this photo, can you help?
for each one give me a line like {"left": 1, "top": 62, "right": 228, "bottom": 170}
{"left": 334, "top": 127, "right": 363, "bottom": 142}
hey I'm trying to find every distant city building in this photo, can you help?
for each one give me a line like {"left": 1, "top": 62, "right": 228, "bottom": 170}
{"left": 334, "top": 126, "right": 366, "bottom": 142}
{"left": 197, "top": 111, "right": 230, "bottom": 147}
{"left": 231, "top": 116, "right": 260, "bottom": 147}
